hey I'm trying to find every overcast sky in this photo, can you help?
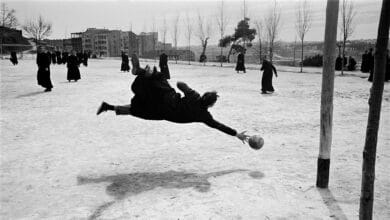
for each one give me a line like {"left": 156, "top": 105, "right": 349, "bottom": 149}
{"left": 5, "top": 0, "right": 382, "bottom": 46}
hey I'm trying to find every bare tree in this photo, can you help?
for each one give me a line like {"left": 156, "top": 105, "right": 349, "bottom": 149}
{"left": 22, "top": 15, "right": 52, "bottom": 45}
{"left": 295, "top": 0, "right": 312, "bottom": 73}
{"left": 160, "top": 16, "right": 168, "bottom": 51}
{"left": 359, "top": 0, "right": 389, "bottom": 218}
{"left": 264, "top": 0, "right": 281, "bottom": 63}
{"left": 293, "top": 37, "right": 297, "bottom": 66}
{"left": 1, "top": 3, "right": 18, "bottom": 28}
{"left": 197, "top": 12, "right": 212, "bottom": 65}
{"left": 216, "top": 0, "right": 229, "bottom": 67}
{"left": 185, "top": 12, "right": 193, "bottom": 65}
{"left": 254, "top": 20, "right": 263, "bottom": 63}
{"left": 171, "top": 13, "right": 180, "bottom": 64}
{"left": 339, "top": 0, "right": 356, "bottom": 75}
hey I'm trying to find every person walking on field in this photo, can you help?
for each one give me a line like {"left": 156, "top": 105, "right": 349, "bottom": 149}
{"left": 120, "top": 52, "right": 130, "bottom": 72}
{"left": 261, "top": 59, "right": 278, "bottom": 94}
{"left": 36, "top": 46, "right": 53, "bottom": 92}
{"left": 159, "top": 52, "right": 170, "bottom": 79}
{"left": 235, "top": 51, "right": 246, "bottom": 73}
{"left": 67, "top": 50, "right": 81, "bottom": 82}
{"left": 83, "top": 51, "right": 89, "bottom": 67}
{"left": 96, "top": 54, "right": 249, "bottom": 143}
{"left": 361, "top": 50, "right": 369, "bottom": 73}
{"left": 10, "top": 51, "right": 18, "bottom": 65}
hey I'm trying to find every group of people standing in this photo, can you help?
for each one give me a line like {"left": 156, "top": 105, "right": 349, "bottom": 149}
{"left": 35, "top": 46, "right": 89, "bottom": 92}
{"left": 48, "top": 50, "right": 89, "bottom": 67}
{"left": 335, "top": 55, "right": 357, "bottom": 71}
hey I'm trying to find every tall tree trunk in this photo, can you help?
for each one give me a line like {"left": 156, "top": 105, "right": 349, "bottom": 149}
{"left": 316, "top": 0, "right": 339, "bottom": 188}
{"left": 202, "top": 38, "right": 208, "bottom": 66}
{"left": 259, "top": 38, "right": 262, "bottom": 63}
{"left": 269, "top": 41, "right": 274, "bottom": 63}
{"left": 341, "top": 38, "right": 346, "bottom": 75}
{"left": 188, "top": 39, "right": 191, "bottom": 65}
{"left": 359, "top": 0, "right": 389, "bottom": 218}
{"left": 293, "top": 39, "right": 296, "bottom": 66}
{"left": 220, "top": 47, "right": 223, "bottom": 67}
{"left": 227, "top": 46, "right": 233, "bottom": 63}
{"left": 175, "top": 46, "right": 178, "bottom": 64}
{"left": 301, "top": 38, "right": 304, "bottom": 73}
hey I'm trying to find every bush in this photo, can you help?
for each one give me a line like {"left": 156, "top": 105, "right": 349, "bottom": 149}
{"left": 216, "top": 55, "right": 227, "bottom": 62}
{"left": 302, "top": 54, "right": 323, "bottom": 67}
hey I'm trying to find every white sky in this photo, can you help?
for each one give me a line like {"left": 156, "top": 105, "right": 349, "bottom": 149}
{"left": 4, "top": 0, "right": 382, "bottom": 46}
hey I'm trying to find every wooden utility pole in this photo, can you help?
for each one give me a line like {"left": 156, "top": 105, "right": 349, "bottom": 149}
{"left": 359, "top": 0, "right": 389, "bottom": 219}
{"left": 316, "top": 0, "right": 339, "bottom": 188}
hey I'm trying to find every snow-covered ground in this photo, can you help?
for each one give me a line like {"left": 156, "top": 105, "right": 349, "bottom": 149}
{"left": 1, "top": 58, "right": 389, "bottom": 219}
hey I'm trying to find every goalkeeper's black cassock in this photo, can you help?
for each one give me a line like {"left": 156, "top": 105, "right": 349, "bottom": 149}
{"left": 122, "top": 72, "right": 237, "bottom": 136}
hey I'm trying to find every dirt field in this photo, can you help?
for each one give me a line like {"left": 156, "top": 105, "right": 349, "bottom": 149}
{"left": 1, "top": 58, "right": 389, "bottom": 219}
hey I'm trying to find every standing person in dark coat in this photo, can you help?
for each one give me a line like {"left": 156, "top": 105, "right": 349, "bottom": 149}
{"left": 347, "top": 56, "right": 356, "bottom": 71}
{"left": 361, "top": 50, "right": 369, "bottom": 72}
{"left": 51, "top": 50, "right": 57, "bottom": 64}
{"left": 62, "top": 51, "right": 69, "bottom": 64}
{"left": 83, "top": 51, "right": 88, "bottom": 67}
{"left": 77, "top": 51, "right": 83, "bottom": 65}
{"left": 10, "top": 51, "right": 18, "bottom": 65}
{"left": 67, "top": 50, "right": 81, "bottom": 82}
{"left": 36, "top": 46, "right": 53, "bottom": 92}
{"left": 120, "top": 52, "right": 130, "bottom": 72}
{"left": 96, "top": 54, "right": 249, "bottom": 143}
{"left": 46, "top": 51, "right": 52, "bottom": 65}
{"left": 368, "top": 48, "right": 375, "bottom": 82}
{"left": 56, "top": 51, "right": 62, "bottom": 64}
{"left": 260, "top": 59, "right": 278, "bottom": 94}
{"left": 235, "top": 51, "right": 246, "bottom": 73}
{"left": 159, "top": 52, "right": 170, "bottom": 79}
{"left": 335, "top": 55, "right": 342, "bottom": 70}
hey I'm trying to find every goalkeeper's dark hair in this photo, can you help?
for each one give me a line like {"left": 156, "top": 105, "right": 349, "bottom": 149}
{"left": 201, "top": 91, "right": 219, "bottom": 108}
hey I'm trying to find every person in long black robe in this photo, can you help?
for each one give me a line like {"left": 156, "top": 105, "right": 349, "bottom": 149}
{"left": 235, "top": 52, "right": 246, "bottom": 73}
{"left": 159, "top": 52, "right": 170, "bottom": 79}
{"left": 83, "top": 52, "right": 88, "bottom": 67}
{"left": 10, "top": 51, "right": 18, "bottom": 65}
{"left": 77, "top": 52, "right": 83, "bottom": 65}
{"left": 96, "top": 54, "right": 249, "bottom": 143}
{"left": 51, "top": 51, "right": 57, "bottom": 64}
{"left": 120, "top": 52, "right": 130, "bottom": 72}
{"left": 36, "top": 47, "right": 53, "bottom": 92}
{"left": 347, "top": 56, "right": 356, "bottom": 71}
{"left": 361, "top": 50, "right": 369, "bottom": 73}
{"left": 62, "top": 51, "right": 69, "bottom": 64}
{"left": 46, "top": 51, "right": 52, "bottom": 65}
{"left": 368, "top": 48, "right": 374, "bottom": 82}
{"left": 335, "top": 56, "right": 342, "bottom": 71}
{"left": 261, "top": 59, "right": 278, "bottom": 94}
{"left": 56, "top": 51, "right": 62, "bottom": 64}
{"left": 67, "top": 51, "right": 81, "bottom": 82}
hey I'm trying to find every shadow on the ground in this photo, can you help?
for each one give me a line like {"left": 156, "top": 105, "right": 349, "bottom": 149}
{"left": 78, "top": 169, "right": 258, "bottom": 199}
{"left": 317, "top": 188, "right": 348, "bottom": 220}
{"left": 78, "top": 169, "right": 264, "bottom": 219}
{"left": 15, "top": 91, "right": 45, "bottom": 98}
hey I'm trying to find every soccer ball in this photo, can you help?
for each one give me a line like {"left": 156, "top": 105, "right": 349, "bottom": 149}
{"left": 248, "top": 135, "right": 264, "bottom": 150}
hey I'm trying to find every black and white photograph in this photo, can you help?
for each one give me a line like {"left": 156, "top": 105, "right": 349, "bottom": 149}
{"left": 1, "top": 0, "right": 389, "bottom": 219}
